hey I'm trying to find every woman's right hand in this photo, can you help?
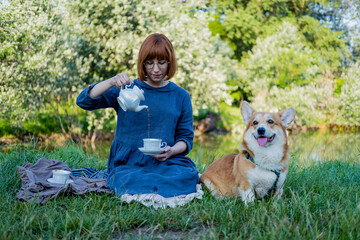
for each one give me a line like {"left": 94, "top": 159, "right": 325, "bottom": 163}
{"left": 89, "top": 73, "right": 134, "bottom": 98}
{"left": 110, "top": 73, "right": 134, "bottom": 88}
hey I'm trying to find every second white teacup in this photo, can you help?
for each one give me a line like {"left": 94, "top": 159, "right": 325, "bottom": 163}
{"left": 143, "top": 138, "right": 167, "bottom": 150}
{"left": 52, "top": 169, "right": 71, "bottom": 184}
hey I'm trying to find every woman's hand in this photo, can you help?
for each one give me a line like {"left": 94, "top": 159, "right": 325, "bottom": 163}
{"left": 110, "top": 73, "right": 133, "bottom": 88}
{"left": 89, "top": 73, "right": 134, "bottom": 98}
{"left": 151, "top": 141, "right": 187, "bottom": 162}
{"left": 152, "top": 146, "right": 173, "bottom": 162}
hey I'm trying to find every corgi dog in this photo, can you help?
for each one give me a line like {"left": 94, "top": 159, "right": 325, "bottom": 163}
{"left": 200, "top": 101, "right": 296, "bottom": 204}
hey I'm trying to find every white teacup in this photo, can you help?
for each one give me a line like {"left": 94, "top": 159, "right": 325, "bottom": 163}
{"left": 143, "top": 138, "right": 167, "bottom": 150}
{"left": 52, "top": 170, "right": 71, "bottom": 184}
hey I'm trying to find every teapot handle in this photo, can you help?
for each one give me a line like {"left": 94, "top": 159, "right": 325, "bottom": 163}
{"left": 122, "top": 82, "right": 132, "bottom": 90}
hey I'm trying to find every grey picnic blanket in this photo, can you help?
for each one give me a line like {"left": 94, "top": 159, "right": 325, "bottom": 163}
{"left": 16, "top": 158, "right": 113, "bottom": 204}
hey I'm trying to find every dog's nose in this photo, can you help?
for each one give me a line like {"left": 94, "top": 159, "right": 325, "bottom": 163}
{"left": 257, "top": 127, "right": 265, "bottom": 135}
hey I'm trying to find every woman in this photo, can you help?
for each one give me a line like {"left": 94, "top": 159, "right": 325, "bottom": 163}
{"left": 76, "top": 33, "right": 200, "bottom": 199}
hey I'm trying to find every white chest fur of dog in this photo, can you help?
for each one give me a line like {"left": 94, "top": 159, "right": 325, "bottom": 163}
{"left": 200, "top": 101, "right": 295, "bottom": 204}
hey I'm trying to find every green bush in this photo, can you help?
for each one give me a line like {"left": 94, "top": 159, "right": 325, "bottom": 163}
{"left": 336, "top": 62, "right": 360, "bottom": 126}
{"left": 0, "top": 119, "right": 12, "bottom": 136}
{"left": 23, "top": 112, "right": 61, "bottom": 135}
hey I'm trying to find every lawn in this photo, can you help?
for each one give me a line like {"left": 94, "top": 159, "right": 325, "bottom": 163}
{"left": 0, "top": 142, "right": 359, "bottom": 239}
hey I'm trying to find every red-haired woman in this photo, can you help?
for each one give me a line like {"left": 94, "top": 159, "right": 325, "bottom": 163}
{"left": 76, "top": 33, "right": 200, "bottom": 205}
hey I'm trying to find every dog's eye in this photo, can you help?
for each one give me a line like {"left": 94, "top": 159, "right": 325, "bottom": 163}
{"left": 268, "top": 119, "right": 274, "bottom": 124}
{"left": 253, "top": 120, "right": 258, "bottom": 125}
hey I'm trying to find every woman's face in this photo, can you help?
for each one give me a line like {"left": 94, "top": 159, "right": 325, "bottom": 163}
{"left": 144, "top": 59, "right": 168, "bottom": 83}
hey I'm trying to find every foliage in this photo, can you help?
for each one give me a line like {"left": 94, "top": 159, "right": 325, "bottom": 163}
{"left": 297, "top": 15, "right": 351, "bottom": 70}
{"left": 68, "top": 0, "right": 238, "bottom": 113}
{"left": 311, "top": 0, "right": 360, "bottom": 60}
{"left": 0, "top": 0, "right": 58, "bottom": 121}
{"left": 0, "top": 0, "right": 358, "bottom": 137}
{"left": 0, "top": 0, "right": 238, "bottom": 138}
{"left": 209, "top": 0, "right": 350, "bottom": 63}
{"left": 0, "top": 0, "right": 92, "bottom": 138}
{"left": 249, "top": 62, "right": 360, "bottom": 129}
{"left": 231, "top": 21, "right": 359, "bottom": 128}
{"left": 265, "top": 82, "right": 337, "bottom": 127}
{"left": 209, "top": 0, "right": 352, "bottom": 111}
{"left": 217, "top": 102, "right": 244, "bottom": 135}
{"left": 237, "top": 22, "right": 324, "bottom": 96}
{"left": 337, "top": 62, "right": 360, "bottom": 125}
{"left": 0, "top": 119, "right": 12, "bottom": 136}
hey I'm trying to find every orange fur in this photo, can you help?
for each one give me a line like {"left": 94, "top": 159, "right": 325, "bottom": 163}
{"left": 200, "top": 101, "right": 296, "bottom": 203}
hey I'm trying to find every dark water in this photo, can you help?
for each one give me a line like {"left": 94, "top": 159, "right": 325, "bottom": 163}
{"left": 83, "top": 131, "right": 359, "bottom": 165}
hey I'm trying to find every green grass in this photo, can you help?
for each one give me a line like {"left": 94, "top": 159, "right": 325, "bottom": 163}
{"left": 0, "top": 142, "right": 359, "bottom": 239}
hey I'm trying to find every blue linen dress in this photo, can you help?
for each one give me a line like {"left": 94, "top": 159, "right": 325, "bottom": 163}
{"left": 76, "top": 79, "right": 199, "bottom": 198}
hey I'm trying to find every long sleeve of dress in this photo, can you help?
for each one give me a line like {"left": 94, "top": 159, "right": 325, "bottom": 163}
{"left": 175, "top": 92, "right": 194, "bottom": 155}
{"left": 76, "top": 83, "right": 119, "bottom": 111}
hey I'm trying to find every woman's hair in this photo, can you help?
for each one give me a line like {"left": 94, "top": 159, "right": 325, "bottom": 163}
{"left": 137, "top": 33, "right": 177, "bottom": 81}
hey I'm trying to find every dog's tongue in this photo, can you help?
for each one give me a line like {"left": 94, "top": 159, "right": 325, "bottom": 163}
{"left": 257, "top": 137, "right": 268, "bottom": 146}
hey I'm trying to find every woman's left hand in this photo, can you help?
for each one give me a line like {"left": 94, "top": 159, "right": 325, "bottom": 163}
{"left": 152, "top": 146, "right": 172, "bottom": 161}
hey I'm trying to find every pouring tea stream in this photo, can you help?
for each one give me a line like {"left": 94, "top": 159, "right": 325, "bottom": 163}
{"left": 117, "top": 83, "right": 150, "bottom": 138}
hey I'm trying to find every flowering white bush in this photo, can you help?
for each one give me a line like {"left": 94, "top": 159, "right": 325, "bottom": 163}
{"left": 266, "top": 83, "right": 337, "bottom": 128}
{"left": 246, "top": 63, "right": 360, "bottom": 128}
{"left": 70, "top": 0, "right": 237, "bottom": 114}
{"left": 0, "top": 0, "right": 237, "bottom": 136}
{"left": 0, "top": 0, "right": 92, "bottom": 133}
{"left": 337, "top": 62, "right": 360, "bottom": 125}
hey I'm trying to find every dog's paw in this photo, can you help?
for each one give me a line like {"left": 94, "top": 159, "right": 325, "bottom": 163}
{"left": 238, "top": 188, "right": 255, "bottom": 205}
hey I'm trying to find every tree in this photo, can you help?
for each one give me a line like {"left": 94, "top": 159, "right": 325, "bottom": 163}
{"left": 66, "top": 0, "right": 238, "bottom": 113}
{"left": 208, "top": 0, "right": 350, "bottom": 104}
{"left": 209, "top": 0, "right": 348, "bottom": 60}
{"left": 0, "top": 0, "right": 92, "bottom": 139}
{"left": 0, "top": 0, "right": 238, "bottom": 140}
{"left": 329, "top": 0, "right": 360, "bottom": 60}
{"left": 237, "top": 22, "right": 325, "bottom": 100}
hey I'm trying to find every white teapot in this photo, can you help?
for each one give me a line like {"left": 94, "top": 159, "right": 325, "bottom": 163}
{"left": 117, "top": 84, "right": 148, "bottom": 112}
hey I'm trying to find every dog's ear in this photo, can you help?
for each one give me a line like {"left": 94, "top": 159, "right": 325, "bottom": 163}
{"left": 279, "top": 107, "right": 296, "bottom": 128}
{"left": 241, "top": 101, "right": 254, "bottom": 126}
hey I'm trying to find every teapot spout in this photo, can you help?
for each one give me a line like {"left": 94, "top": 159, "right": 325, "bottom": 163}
{"left": 135, "top": 105, "right": 148, "bottom": 112}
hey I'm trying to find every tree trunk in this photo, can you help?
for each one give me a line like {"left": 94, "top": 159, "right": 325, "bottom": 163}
{"left": 90, "top": 125, "right": 98, "bottom": 150}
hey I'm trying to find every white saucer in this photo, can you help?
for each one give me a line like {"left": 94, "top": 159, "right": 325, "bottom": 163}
{"left": 138, "top": 147, "right": 165, "bottom": 155}
{"left": 47, "top": 178, "right": 74, "bottom": 184}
